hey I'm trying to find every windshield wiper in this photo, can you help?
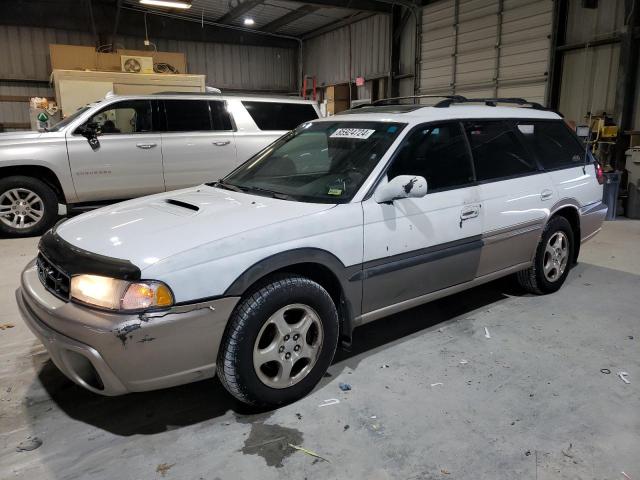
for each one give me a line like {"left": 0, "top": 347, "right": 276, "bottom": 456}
{"left": 210, "top": 179, "right": 244, "bottom": 193}
{"left": 244, "top": 186, "right": 295, "bottom": 201}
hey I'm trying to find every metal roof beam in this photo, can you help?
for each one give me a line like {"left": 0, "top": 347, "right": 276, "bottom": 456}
{"left": 298, "top": 0, "right": 391, "bottom": 13}
{"left": 261, "top": 4, "right": 320, "bottom": 32}
{"left": 217, "top": 0, "right": 263, "bottom": 23}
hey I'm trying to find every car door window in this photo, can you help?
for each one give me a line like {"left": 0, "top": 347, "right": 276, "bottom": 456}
{"left": 387, "top": 122, "right": 474, "bottom": 192}
{"left": 164, "top": 100, "right": 212, "bottom": 131}
{"left": 241, "top": 101, "right": 318, "bottom": 130}
{"left": 82, "top": 100, "right": 152, "bottom": 135}
{"left": 464, "top": 121, "right": 538, "bottom": 181}
{"left": 515, "top": 121, "right": 586, "bottom": 170}
{"left": 209, "top": 101, "right": 234, "bottom": 131}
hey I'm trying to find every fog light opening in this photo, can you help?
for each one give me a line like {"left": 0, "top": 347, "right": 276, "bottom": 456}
{"left": 64, "top": 350, "right": 104, "bottom": 391}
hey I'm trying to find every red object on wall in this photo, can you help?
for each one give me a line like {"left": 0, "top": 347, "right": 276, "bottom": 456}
{"left": 355, "top": 76, "right": 365, "bottom": 86}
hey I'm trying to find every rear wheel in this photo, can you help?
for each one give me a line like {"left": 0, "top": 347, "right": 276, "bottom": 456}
{"left": 517, "top": 216, "right": 574, "bottom": 294}
{"left": 217, "top": 275, "right": 339, "bottom": 407}
{"left": 0, "top": 176, "right": 58, "bottom": 237}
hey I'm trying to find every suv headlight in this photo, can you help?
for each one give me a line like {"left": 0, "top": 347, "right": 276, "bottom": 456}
{"left": 70, "top": 274, "right": 174, "bottom": 311}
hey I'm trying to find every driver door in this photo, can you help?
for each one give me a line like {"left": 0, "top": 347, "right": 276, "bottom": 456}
{"left": 361, "top": 122, "right": 482, "bottom": 314}
{"left": 66, "top": 99, "right": 165, "bottom": 202}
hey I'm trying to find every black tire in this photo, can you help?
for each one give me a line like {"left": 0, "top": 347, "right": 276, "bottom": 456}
{"left": 517, "top": 216, "right": 574, "bottom": 294}
{"left": 217, "top": 274, "right": 339, "bottom": 407}
{"left": 0, "top": 176, "right": 59, "bottom": 237}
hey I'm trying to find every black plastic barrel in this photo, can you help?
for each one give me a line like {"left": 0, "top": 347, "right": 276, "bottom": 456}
{"left": 602, "top": 172, "right": 621, "bottom": 220}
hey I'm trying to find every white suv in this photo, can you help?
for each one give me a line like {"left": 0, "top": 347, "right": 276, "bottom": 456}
{"left": 0, "top": 93, "right": 320, "bottom": 237}
{"left": 17, "top": 97, "right": 607, "bottom": 407}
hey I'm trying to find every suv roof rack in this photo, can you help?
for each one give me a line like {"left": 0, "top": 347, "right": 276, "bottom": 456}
{"left": 152, "top": 88, "right": 222, "bottom": 95}
{"left": 348, "top": 94, "right": 466, "bottom": 110}
{"left": 433, "top": 96, "right": 547, "bottom": 110}
{"left": 372, "top": 94, "right": 467, "bottom": 106}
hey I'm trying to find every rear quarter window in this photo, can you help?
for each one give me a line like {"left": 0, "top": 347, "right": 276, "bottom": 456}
{"left": 515, "top": 121, "right": 586, "bottom": 170}
{"left": 242, "top": 101, "right": 318, "bottom": 130}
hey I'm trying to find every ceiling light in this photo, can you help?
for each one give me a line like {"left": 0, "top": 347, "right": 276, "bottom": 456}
{"left": 139, "top": 0, "right": 192, "bottom": 9}
{"left": 243, "top": 18, "right": 255, "bottom": 26}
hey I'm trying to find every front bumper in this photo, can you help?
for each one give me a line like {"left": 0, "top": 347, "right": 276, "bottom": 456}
{"left": 17, "top": 260, "right": 239, "bottom": 395}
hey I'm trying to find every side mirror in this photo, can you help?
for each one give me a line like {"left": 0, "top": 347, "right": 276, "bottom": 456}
{"left": 78, "top": 122, "right": 100, "bottom": 151}
{"left": 374, "top": 175, "right": 428, "bottom": 204}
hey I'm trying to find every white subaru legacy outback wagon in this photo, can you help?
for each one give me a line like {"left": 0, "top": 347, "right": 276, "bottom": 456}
{"left": 17, "top": 97, "right": 607, "bottom": 407}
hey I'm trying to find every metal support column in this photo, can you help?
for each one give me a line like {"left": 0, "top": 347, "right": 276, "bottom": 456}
{"left": 614, "top": 0, "right": 640, "bottom": 170}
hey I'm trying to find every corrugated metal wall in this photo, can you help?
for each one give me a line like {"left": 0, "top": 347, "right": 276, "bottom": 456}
{"left": 419, "top": 0, "right": 552, "bottom": 104}
{"left": 559, "top": 44, "right": 620, "bottom": 124}
{"left": 116, "top": 35, "right": 297, "bottom": 92}
{"left": 0, "top": 24, "right": 297, "bottom": 129}
{"left": 558, "top": 0, "right": 625, "bottom": 124}
{"left": 302, "top": 14, "right": 390, "bottom": 87}
{"left": 0, "top": 25, "right": 94, "bottom": 128}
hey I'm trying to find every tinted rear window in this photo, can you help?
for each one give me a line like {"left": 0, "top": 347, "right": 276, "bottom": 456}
{"left": 515, "top": 121, "right": 586, "bottom": 170}
{"left": 464, "top": 121, "right": 538, "bottom": 181}
{"left": 164, "top": 100, "right": 211, "bottom": 131}
{"left": 242, "top": 101, "right": 318, "bottom": 130}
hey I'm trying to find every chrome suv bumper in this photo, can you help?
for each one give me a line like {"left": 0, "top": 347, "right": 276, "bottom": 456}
{"left": 17, "top": 260, "right": 239, "bottom": 396}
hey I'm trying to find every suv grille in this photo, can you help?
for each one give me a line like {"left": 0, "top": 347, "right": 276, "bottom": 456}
{"left": 36, "top": 254, "right": 70, "bottom": 301}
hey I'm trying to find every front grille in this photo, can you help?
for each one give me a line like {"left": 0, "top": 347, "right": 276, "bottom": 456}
{"left": 36, "top": 254, "right": 70, "bottom": 301}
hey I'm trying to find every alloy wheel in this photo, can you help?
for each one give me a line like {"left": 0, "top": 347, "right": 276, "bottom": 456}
{"left": 0, "top": 188, "right": 45, "bottom": 229}
{"left": 543, "top": 231, "right": 569, "bottom": 282}
{"left": 252, "top": 303, "right": 324, "bottom": 389}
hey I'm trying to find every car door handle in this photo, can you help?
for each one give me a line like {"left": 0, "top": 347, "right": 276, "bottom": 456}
{"left": 540, "top": 189, "right": 553, "bottom": 201}
{"left": 459, "top": 205, "right": 480, "bottom": 228}
{"left": 460, "top": 206, "right": 480, "bottom": 219}
{"left": 136, "top": 143, "right": 157, "bottom": 149}
{"left": 213, "top": 141, "right": 231, "bottom": 146}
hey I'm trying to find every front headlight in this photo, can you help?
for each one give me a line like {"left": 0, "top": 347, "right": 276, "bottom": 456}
{"left": 70, "top": 274, "right": 174, "bottom": 311}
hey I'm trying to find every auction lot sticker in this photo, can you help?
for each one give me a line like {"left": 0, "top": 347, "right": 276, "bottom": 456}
{"left": 330, "top": 128, "right": 375, "bottom": 139}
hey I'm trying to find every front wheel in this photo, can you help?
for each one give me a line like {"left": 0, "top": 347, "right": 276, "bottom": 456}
{"left": 217, "top": 275, "right": 339, "bottom": 407}
{"left": 0, "top": 176, "right": 59, "bottom": 237}
{"left": 517, "top": 216, "right": 574, "bottom": 294}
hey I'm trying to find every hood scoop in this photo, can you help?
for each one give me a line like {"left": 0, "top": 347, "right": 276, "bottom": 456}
{"left": 165, "top": 198, "right": 200, "bottom": 212}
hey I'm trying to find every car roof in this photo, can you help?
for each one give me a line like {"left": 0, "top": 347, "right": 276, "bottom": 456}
{"left": 317, "top": 104, "right": 561, "bottom": 124}
{"left": 101, "top": 93, "right": 317, "bottom": 105}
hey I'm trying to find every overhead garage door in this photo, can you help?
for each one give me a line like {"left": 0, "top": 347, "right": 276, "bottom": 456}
{"left": 420, "top": 0, "right": 553, "bottom": 105}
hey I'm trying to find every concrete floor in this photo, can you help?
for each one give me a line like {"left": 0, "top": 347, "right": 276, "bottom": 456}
{"left": 1, "top": 220, "right": 639, "bottom": 480}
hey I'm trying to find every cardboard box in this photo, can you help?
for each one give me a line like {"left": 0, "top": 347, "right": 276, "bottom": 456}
{"left": 327, "top": 99, "right": 350, "bottom": 115}
{"left": 50, "top": 44, "right": 187, "bottom": 75}
{"left": 96, "top": 53, "right": 122, "bottom": 72}
{"left": 50, "top": 44, "right": 97, "bottom": 71}
{"left": 326, "top": 84, "right": 350, "bottom": 101}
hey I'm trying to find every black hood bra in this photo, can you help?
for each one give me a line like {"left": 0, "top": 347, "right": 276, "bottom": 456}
{"left": 39, "top": 228, "right": 141, "bottom": 280}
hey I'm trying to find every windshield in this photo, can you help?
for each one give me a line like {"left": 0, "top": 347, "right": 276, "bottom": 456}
{"left": 48, "top": 106, "right": 92, "bottom": 132}
{"left": 220, "top": 121, "right": 405, "bottom": 203}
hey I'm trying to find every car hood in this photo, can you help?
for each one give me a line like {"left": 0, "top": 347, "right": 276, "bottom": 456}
{"left": 0, "top": 131, "right": 42, "bottom": 140}
{"left": 56, "top": 185, "right": 335, "bottom": 270}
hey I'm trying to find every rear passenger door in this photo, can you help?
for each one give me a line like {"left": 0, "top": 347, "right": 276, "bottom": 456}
{"left": 515, "top": 120, "right": 600, "bottom": 210}
{"left": 161, "top": 99, "right": 237, "bottom": 190}
{"left": 465, "top": 120, "right": 554, "bottom": 277}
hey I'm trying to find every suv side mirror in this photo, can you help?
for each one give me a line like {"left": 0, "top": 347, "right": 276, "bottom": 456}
{"left": 77, "top": 122, "right": 101, "bottom": 151}
{"left": 374, "top": 175, "right": 428, "bottom": 204}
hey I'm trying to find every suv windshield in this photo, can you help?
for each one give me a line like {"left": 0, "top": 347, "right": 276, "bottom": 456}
{"left": 219, "top": 121, "right": 405, "bottom": 203}
{"left": 48, "top": 106, "right": 92, "bottom": 132}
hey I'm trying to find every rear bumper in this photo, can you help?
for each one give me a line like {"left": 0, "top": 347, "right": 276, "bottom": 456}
{"left": 579, "top": 201, "right": 608, "bottom": 243}
{"left": 17, "top": 260, "right": 239, "bottom": 395}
